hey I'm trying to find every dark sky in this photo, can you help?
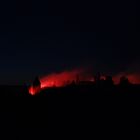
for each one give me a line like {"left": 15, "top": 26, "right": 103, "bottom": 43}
{"left": 0, "top": 0, "right": 138, "bottom": 85}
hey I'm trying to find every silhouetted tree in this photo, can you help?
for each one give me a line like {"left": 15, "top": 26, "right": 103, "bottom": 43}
{"left": 76, "top": 75, "right": 80, "bottom": 84}
{"left": 33, "top": 76, "right": 41, "bottom": 88}
{"left": 105, "top": 76, "right": 114, "bottom": 86}
{"left": 94, "top": 72, "right": 101, "bottom": 84}
{"left": 119, "top": 76, "right": 130, "bottom": 87}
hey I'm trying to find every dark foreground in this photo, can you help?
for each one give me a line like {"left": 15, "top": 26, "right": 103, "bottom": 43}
{"left": 0, "top": 84, "right": 140, "bottom": 138}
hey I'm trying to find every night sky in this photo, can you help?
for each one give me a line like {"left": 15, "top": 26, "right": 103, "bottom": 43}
{"left": 0, "top": 0, "right": 138, "bottom": 85}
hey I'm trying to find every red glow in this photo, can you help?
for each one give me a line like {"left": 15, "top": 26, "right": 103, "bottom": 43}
{"left": 29, "top": 85, "right": 41, "bottom": 96}
{"left": 40, "top": 69, "right": 92, "bottom": 88}
{"left": 28, "top": 68, "right": 140, "bottom": 95}
{"left": 113, "top": 73, "right": 140, "bottom": 84}
{"left": 28, "top": 68, "right": 94, "bottom": 95}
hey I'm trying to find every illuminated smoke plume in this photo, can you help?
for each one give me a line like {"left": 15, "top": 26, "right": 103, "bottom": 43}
{"left": 40, "top": 69, "right": 93, "bottom": 88}
{"left": 28, "top": 67, "right": 140, "bottom": 95}
{"left": 29, "top": 68, "right": 94, "bottom": 95}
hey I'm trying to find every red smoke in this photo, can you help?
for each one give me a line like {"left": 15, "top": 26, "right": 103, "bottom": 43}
{"left": 28, "top": 68, "right": 140, "bottom": 95}
{"left": 29, "top": 68, "right": 94, "bottom": 95}
{"left": 40, "top": 69, "right": 93, "bottom": 88}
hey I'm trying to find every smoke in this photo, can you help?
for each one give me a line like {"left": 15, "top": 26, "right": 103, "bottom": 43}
{"left": 28, "top": 68, "right": 94, "bottom": 95}
{"left": 40, "top": 68, "right": 93, "bottom": 88}
{"left": 28, "top": 65, "right": 140, "bottom": 95}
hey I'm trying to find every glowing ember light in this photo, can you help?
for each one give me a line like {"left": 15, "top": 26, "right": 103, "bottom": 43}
{"left": 29, "top": 77, "right": 41, "bottom": 95}
{"left": 29, "top": 85, "right": 41, "bottom": 95}
{"left": 29, "top": 86, "right": 36, "bottom": 95}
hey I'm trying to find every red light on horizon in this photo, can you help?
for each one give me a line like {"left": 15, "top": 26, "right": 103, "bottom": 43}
{"left": 28, "top": 69, "right": 140, "bottom": 95}
{"left": 113, "top": 73, "right": 140, "bottom": 85}
{"left": 29, "top": 85, "right": 41, "bottom": 95}
{"left": 28, "top": 68, "right": 93, "bottom": 95}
